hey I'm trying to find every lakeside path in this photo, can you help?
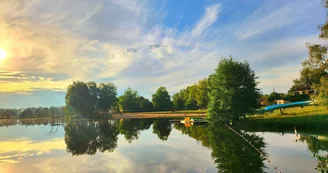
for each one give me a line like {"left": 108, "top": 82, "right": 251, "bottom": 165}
{"left": 112, "top": 113, "right": 206, "bottom": 119}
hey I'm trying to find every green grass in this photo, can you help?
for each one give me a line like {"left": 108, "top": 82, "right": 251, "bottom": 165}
{"left": 136, "top": 109, "right": 207, "bottom": 114}
{"left": 244, "top": 105, "right": 328, "bottom": 126}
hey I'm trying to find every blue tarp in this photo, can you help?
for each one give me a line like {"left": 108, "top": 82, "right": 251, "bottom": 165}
{"left": 264, "top": 100, "right": 312, "bottom": 111}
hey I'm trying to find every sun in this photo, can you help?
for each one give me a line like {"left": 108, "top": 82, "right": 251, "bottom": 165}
{"left": 0, "top": 48, "right": 6, "bottom": 61}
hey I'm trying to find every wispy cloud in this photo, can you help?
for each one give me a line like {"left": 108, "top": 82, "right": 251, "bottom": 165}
{"left": 0, "top": 0, "right": 326, "bottom": 106}
{"left": 191, "top": 4, "right": 221, "bottom": 38}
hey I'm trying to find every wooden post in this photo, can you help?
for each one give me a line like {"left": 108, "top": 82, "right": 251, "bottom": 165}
{"left": 279, "top": 109, "right": 283, "bottom": 115}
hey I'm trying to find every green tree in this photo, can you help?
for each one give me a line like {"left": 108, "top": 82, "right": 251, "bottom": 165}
{"left": 118, "top": 88, "right": 140, "bottom": 112}
{"left": 195, "top": 79, "right": 209, "bottom": 109}
{"left": 172, "top": 92, "right": 185, "bottom": 111}
{"left": 290, "top": 1, "right": 328, "bottom": 106}
{"left": 20, "top": 108, "right": 34, "bottom": 118}
{"left": 138, "top": 96, "right": 153, "bottom": 111}
{"left": 207, "top": 57, "right": 259, "bottom": 123}
{"left": 152, "top": 86, "right": 172, "bottom": 111}
{"left": 98, "top": 83, "right": 117, "bottom": 112}
{"left": 65, "top": 81, "right": 94, "bottom": 116}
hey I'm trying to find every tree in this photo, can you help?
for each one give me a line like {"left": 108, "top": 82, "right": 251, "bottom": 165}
{"left": 118, "top": 88, "right": 140, "bottom": 112}
{"left": 87, "top": 82, "right": 99, "bottom": 112}
{"left": 172, "top": 93, "right": 185, "bottom": 111}
{"left": 195, "top": 79, "right": 209, "bottom": 109}
{"left": 152, "top": 86, "right": 172, "bottom": 111}
{"left": 290, "top": 1, "right": 328, "bottom": 106}
{"left": 207, "top": 57, "right": 259, "bottom": 123}
{"left": 20, "top": 108, "right": 34, "bottom": 118}
{"left": 138, "top": 96, "right": 153, "bottom": 111}
{"left": 34, "top": 107, "right": 50, "bottom": 117}
{"left": 98, "top": 83, "right": 117, "bottom": 112}
{"left": 65, "top": 81, "right": 94, "bottom": 116}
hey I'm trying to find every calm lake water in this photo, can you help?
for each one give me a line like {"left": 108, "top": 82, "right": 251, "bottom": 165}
{"left": 0, "top": 118, "right": 327, "bottom": 173}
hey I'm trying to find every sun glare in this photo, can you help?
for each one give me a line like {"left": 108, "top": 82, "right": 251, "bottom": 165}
{"left": 0, "top": 48, "right": 7, "bottom": 61}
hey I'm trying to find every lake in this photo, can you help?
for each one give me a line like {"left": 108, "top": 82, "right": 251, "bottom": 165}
{"left": 0, "top": 118, "right": 327, "bottom": 173}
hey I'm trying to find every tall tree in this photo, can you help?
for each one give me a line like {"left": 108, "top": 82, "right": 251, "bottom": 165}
{"left": 138, "top": 96, "right": 153, "bottom": 111}
{"left": 290, "top": 1, "right": 328, "bottom": 106}
{"left": 172, "top": 92, "right": 185, "bottom": 111}
{"left": 152, "top": 86, "right": 172, "bottom": 111}
{"left": 207, "top": 57, "right": 259, "bottom": 123}
{"left": 118, "top": 88, "right": 140, "bottom": 112}
{"left": 195, "top": 79, "right": 209, "bottom": 109}
{"left": 65, "top": 81, "right": 94, "bottom": 116}
{"left": 98, "top": 83, "right": 117, "bottom": 112}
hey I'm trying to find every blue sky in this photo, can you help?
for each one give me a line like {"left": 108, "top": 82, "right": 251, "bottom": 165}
{"left": 0, "top": 0, "right": 326, "bottom": 108}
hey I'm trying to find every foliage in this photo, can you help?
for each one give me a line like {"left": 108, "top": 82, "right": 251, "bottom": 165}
{"left": 290, "top": 1, "right": 328, "bottom": 106}
{"left": 207, "top": 57, "right": 260, "bottom": 123}
{"left": 98, "top": 83, "right": 117, "bottom": 112}
{"left": 65, "top": 81, "right": 117, "bottom": 117}
{"left": 172, "top": 79, "right": 209, "bottom": 111}
{"left": 118, "top": 88, "right": 152, "bottom": 112}
{"left": 20, "top": 108, "right": 34, "bottom": 118}
{"left": 152, "top": 119, "right": 172, "bottom": 141}
{"left": 267, "top": 92, "right": 282, "bottom": 103}
{"left": 66, "top": 81, "right": 95, "bottom": 116}
{"left": 284, "top": 94, "right": 310, "bottom": 102}
{"left": 64, "top": 120, "right": 119, "bottom": 155}
{"left": 208, "top": 125, "right": 267, "bottom": 173}
{"left": 138, "top": 96, "right": 153, "bottom": 111}
{"left": 118, "top": 119, "right": 153, "bottom": 143}
{"left": 173, "top": 122, "right": 267, "bottom": 172}
{"left": 313, "top": 76, "right": 328, "bottom": 106}
{"left": 172, "top": 92, "right": 185, "bottom": 110}
{"left": 152, "top": 86, "right": 172, "bottom": 111}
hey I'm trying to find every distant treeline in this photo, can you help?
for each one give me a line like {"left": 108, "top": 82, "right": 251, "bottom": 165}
{"left": 0, "top": 107, "right": 65, "bottom": 119}
{"left": 65, "top": 79, "right": 210, "bottom": 117}
{"left": 172, "top": 79, "right": 209, "bottom": 110}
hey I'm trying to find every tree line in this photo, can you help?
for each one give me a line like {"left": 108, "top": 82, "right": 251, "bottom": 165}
{"left": 172, "top": 79, "right": 209, "bottom": 111}
{"left": 0, "top": 107, "right": 65, "bottom": 119}
{"left": 65, "top": 56, "right": 260, "bottom": 123}
{"left": 65, "top": 81, "right": 174, "bottom": 116}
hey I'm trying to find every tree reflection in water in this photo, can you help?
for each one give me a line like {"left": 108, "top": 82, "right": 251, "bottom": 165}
{"left": 63, "top": 118, "right": 268, "bottom": 173}
{"left": 174, "top": 123, "right": 267, "bottom": 173}
{"left": 152, "top": 119, "right": 172, "bottom": 141}
{"left": 299, "top": 134, "right": 328, "bottom": 172}
{"left": 64, "top": 120, "right": 119, "bottom": 156}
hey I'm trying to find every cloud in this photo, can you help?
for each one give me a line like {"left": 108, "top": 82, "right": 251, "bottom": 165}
{"left": 191, "top": 4, "right": 221, "bottom": 38}
{"left": 236, "top": 0, "right": 320, "bottom": 40}
{"left": 0, "top": 138, "right": 65, "bottom": 165}
{"left": 0, "top": 0, "right": 326, "bottom": 105}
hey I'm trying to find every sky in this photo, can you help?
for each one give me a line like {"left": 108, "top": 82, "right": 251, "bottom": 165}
{"left": 0, "top": 0, "right": 327, "bottom": 108}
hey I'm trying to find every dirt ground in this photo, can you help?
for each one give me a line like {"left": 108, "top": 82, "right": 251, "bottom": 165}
{"left": 112, "top": 113, "right": 206, "bottom": 119}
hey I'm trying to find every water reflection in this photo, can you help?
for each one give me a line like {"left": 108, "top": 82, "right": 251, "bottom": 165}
{"left": 1, "top": 118, "right": 328, "bottom": 172}
{"left": 174, "top": 122, "right": 267, "bottom": 173}
{"left": 299, "top": 134, "right": 328, "bottom": 172}
{"left": 64, "top": 120, "right": 119, "bottom": 155}
{"left": 152, "top": 119, "right": 172, "bottom": 141}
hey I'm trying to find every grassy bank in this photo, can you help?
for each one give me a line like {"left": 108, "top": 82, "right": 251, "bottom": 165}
{"left": 242, "top": 105, "right": 328, "bottom": 128}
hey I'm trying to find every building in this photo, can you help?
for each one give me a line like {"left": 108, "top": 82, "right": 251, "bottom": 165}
{"left": 292, "top": 86, "right": 316, "bottom": 96}
{"left": 275, "top": 99, "right": 287, "bottom": 104}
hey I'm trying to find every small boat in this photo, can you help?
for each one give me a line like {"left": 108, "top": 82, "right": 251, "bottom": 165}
{"left": 180, "top": 117, "right": 207, "bottom": 126}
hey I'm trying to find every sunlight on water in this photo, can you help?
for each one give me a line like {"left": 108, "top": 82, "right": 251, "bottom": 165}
{"left": 0, "top": 118, "right": 326, "bottom": 173}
